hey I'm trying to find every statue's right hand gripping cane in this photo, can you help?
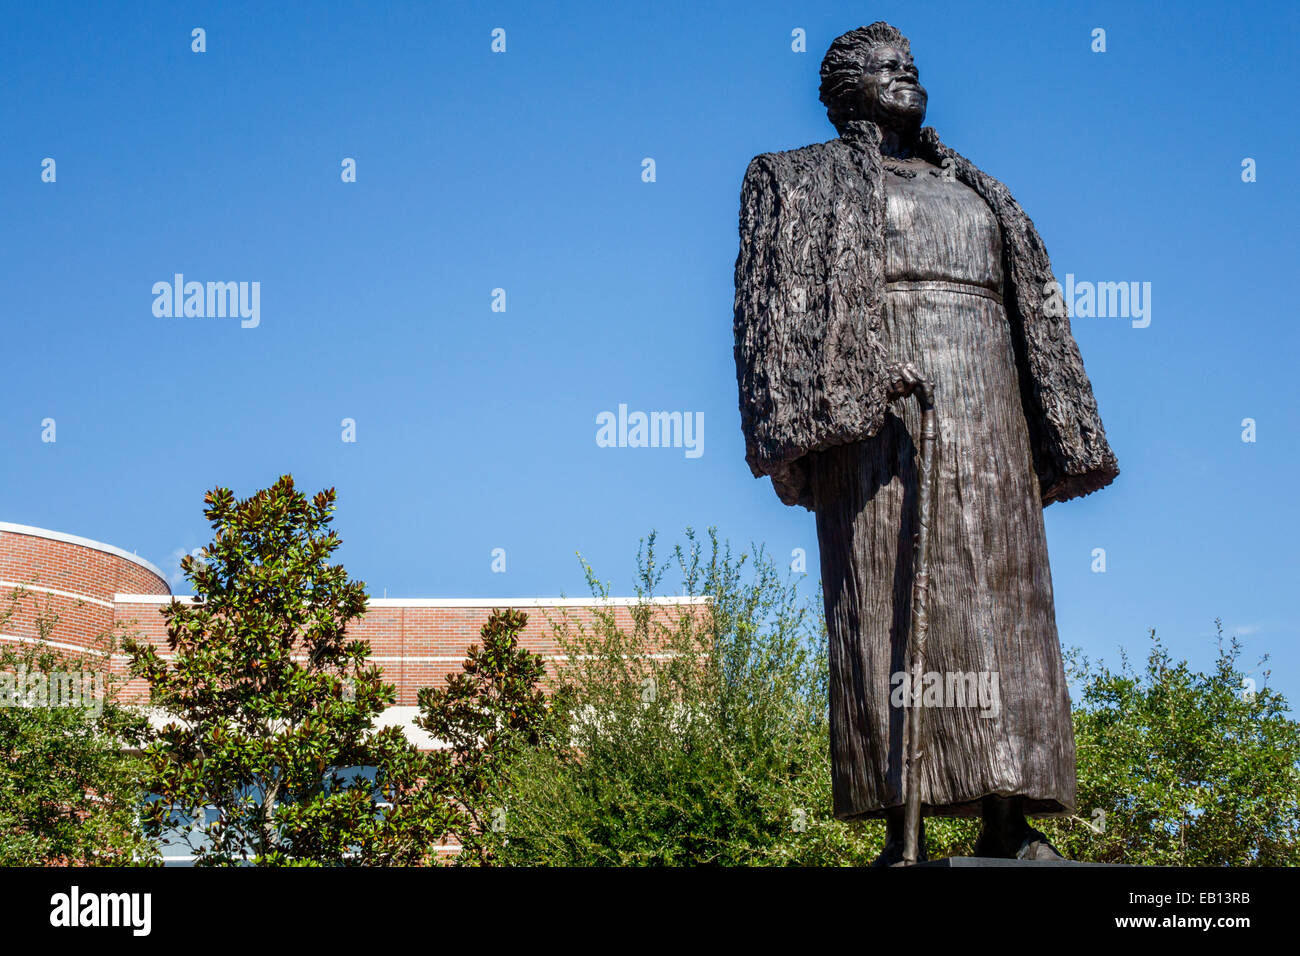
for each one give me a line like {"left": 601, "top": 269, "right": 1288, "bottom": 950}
{"left": 883, "top": 362, "right": 929, "bottom": 404}
{"left": 883, "top": 362, "right": 939, "bottom": 867}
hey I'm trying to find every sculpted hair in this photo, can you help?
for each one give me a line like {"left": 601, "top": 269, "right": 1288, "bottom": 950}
{"left": 819, "top": 22, "right": 911, "bottom": 134}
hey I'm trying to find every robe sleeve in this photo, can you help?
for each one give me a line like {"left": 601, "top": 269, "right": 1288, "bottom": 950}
{"left": 733, "top": 147, "right": 891, "bottom": 510}
{"left": 733, "top": 155, "right": 811, "bottom": 507}
{"left": 985, "top": 187, "right": 1120, "bottom": 505}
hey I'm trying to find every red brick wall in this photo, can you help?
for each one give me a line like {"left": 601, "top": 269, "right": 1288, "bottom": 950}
{"left": 111, "top": 597, "right": 699, "bottom": 705}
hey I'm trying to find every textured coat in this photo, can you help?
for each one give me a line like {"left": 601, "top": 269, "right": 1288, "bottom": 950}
{"left": 733, "top": 119, "right": 1118, "bottom": 509}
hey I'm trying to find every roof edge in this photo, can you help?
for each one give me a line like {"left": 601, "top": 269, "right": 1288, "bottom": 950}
{"left": 0, "top": 522, "right": 169, "bottom": 585}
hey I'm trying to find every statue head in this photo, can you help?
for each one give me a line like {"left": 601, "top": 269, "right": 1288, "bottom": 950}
{"left": 819, "top": 22, "right": 927, "bottom": 138}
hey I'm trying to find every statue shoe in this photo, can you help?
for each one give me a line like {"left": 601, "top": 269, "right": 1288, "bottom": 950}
{"left": 871, "top": 835, "right": 928, "bottom": 867}
{"left": 1014, "top": 828, "right": 1067, "bottom": 861}
{"left": 974, "top": 823, "right": 1067, "bottom": 860}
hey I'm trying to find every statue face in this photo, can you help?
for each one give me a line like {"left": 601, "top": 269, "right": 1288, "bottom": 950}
{"left": 856, "top": 43, "right": 927, "bottom": 129}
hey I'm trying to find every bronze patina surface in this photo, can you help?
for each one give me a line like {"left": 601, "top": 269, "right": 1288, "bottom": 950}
{"left": 732, "top": 22, "right": 1118, "bottom": 864}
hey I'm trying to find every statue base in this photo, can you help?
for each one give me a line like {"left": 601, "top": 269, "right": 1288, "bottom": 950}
{"left": 918, "top": 857, "right": 1124, "bottom": 867}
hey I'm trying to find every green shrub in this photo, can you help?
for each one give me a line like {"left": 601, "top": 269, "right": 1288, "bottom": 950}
{"left": 476, "top": 532, "right": 1300, "bottom": 867}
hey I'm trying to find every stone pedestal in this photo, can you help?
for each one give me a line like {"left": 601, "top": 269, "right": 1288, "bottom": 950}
{"left": 918, "top": 857, "right": 1125, "bottom": 867}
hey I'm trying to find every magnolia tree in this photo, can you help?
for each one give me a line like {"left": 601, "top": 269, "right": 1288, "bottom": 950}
{"left": 124, "top": 476, "right": 451, "bottom": 865}
{"left": 416, "top": 607, "right": 566, "bottom": 865}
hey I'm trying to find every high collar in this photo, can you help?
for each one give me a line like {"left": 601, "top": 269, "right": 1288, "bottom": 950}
{"left": 839, "top": 119, "right": 883, "bottom": 152}
{"left": 840, "top": 119, "right": 944, "bottom": 162}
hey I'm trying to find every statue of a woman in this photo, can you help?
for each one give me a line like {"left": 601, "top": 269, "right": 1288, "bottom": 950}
{"left": 732, "top": 22, "right": 1119, "bottom": 863}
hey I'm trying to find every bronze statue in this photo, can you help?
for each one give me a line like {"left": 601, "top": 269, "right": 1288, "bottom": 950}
{"left": 732, "top": 22, "right": 1118, "bottom": 863}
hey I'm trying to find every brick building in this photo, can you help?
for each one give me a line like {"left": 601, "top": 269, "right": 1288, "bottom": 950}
{"left": 0, "top": 520, "right": 705, "bottom": 747}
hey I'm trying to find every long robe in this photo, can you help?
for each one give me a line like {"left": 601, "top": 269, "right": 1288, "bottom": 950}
{"left": 811, "top": 158, "right": 1073, "bottom": 818}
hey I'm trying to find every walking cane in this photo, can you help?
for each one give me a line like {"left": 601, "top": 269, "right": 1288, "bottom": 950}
{"left": 883, "top": 364, "right": 938, "bottom": 867}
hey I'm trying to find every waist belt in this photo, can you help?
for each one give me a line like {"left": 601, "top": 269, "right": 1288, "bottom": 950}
{"left": 885, "top": 279, "right": 1003, "bottom": 306}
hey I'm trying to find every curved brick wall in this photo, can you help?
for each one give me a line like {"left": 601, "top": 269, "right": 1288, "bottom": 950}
{"left": 0, "top": 522, "right": 169, "bottom": 654}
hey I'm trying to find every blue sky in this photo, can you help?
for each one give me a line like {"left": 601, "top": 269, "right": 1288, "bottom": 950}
{"left": 2, "top": 1, "right": 1297, "bottom": 702}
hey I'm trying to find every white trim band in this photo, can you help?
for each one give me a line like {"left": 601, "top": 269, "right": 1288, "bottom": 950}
{"left": 115, "top": 594, "right": 711, "bottom": 607}
{"left": 0, "top": 633, "right": 110, "bottom": 656}
{"left": 0, "top": 580, "right": 116, "bottom": 610}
